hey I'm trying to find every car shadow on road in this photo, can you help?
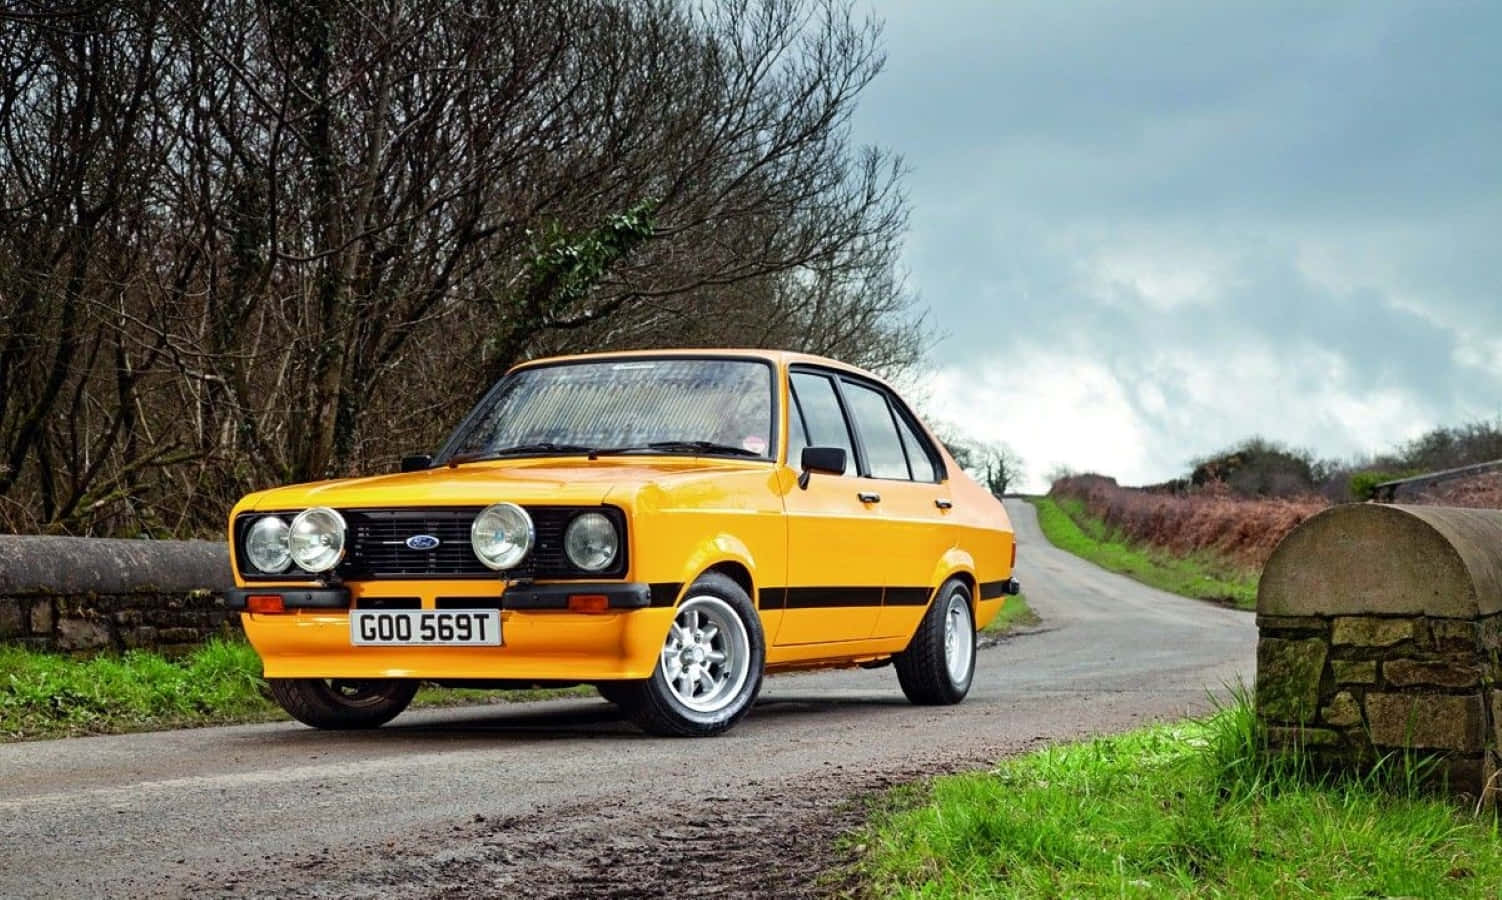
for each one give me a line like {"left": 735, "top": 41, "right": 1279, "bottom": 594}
{"left": 221, "top": 693, "right": 917, "bottom": 748}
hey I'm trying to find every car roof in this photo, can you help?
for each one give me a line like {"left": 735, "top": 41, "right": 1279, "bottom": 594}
{"left": 511, "top": 348, "right": 889, "bottom": 386}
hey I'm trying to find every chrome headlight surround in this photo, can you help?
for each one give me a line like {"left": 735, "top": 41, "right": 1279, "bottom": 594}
{"left": 244, "top": 515, "right": 292, "bottom": 574}
{"left": 288, "top": 507, "right": 347, "bottom": 573}
{"left": 470, "top": 502, "right": 534, "bottom": 571}
{"left": 564, "top": 512, "right": 620, "bottom": 572}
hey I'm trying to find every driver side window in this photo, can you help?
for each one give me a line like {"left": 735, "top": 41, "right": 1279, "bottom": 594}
{"left": 788, "top": 372, "right": 854, "bottom": 474}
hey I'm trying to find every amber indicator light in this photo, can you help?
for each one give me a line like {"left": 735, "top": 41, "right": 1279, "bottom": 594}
{"left": 246, "top": 595, "right": 286, "bottom": 615}
{"left": 567, "top": 594, "right": 610, "bottom": 613}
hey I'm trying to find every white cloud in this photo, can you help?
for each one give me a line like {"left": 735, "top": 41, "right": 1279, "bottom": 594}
{"left": 924, "top": 359, "right": 1156, "bottom": 492}
{"left": 855, "top": 0, "right": 1502, "bottom": 491}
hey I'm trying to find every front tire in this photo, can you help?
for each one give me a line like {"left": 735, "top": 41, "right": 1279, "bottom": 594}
{"left": 624, "top": 572, "right": 765, "bottom": 737}
{"left": 894, "top": 580, "right": 975, "bottom": 705}
{"left": 268, "top": 678, "right": 418, "bottom": 730}
{"left": 595, "top": 681, "right": 642, "bottom": 708}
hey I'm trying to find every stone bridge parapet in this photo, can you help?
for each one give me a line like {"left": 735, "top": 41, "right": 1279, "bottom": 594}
{"left": 0, "top": 536, "right": 233, "bottom": 654}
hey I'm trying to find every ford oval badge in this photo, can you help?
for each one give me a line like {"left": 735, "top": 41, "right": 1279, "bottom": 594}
{"left": 405, "top": 534, "right": 441, "bottom": 551}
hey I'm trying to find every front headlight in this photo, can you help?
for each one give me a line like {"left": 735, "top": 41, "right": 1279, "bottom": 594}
{"left": 471, "top": 502, "right": 534, "bottom": 570}
{"left": 288, "top": 507, "right": 346, "bottom": 573}
{"left": 564, "top": 512, "right": 619, "bottom": 572}
{"left": 244, "top": 516, "right": 291, "bottom": 573}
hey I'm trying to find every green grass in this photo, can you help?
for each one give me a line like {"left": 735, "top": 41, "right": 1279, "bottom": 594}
{"left": 0, "top": 640, "right": 590, "bottom": 741}
{"left": 852, "top": 694, "right": 1502, "bottom": 898}
{"left": 1031, "top": 496, "right": 1258, "bottom": 609}
{"left": 982, "top": 593, "right": 1039, "bottom": 634}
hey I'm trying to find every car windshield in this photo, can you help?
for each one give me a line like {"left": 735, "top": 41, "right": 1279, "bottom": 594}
{"left": 440, "top": 357, "right": 776, "bottom": 462}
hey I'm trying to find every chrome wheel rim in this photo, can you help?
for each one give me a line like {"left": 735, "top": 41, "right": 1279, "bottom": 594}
{"left": 660, "top": 595, "right": 750, "bottom": 714}
{"left": 943, "top": 593, "right": 974, "bottom": 685}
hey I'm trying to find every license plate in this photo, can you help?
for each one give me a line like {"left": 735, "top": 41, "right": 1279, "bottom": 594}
{"left": 350, "top": 610, "right": 501, "bottom": 646}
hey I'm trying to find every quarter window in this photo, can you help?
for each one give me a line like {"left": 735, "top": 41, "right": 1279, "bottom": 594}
{"left": 842, "top": 380, "right": 911, "bottom": 480}
{"left": 788, "top": 372, "right": 854, "bottom": 475}
{"left": 895, "top": 411, "right": 943, "bottom": 483}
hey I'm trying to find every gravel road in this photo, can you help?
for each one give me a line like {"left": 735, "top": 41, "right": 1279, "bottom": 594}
{"left": 0, "top": 499, "right": 1255, "bottom": 898}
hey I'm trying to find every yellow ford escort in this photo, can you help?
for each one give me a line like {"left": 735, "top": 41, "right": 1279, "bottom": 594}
{"left": 227, "top": 350, "right": 1018, "bottom": 736}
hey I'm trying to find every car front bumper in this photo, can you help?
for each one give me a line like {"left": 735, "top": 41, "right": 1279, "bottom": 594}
{"left": 234, "top": 581, "right": 678, "bottom": 681}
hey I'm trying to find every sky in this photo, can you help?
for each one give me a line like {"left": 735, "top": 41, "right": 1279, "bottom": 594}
{"left": 849, "top": 0, "right": 1502, "bottom": 492}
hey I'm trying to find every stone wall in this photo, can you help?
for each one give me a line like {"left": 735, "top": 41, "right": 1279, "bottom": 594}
{"left": 1256, "top": 504, "right": 1502, "bottom": 804}
{"left": 0, "top": 536, "right": 235, "bottom": 655}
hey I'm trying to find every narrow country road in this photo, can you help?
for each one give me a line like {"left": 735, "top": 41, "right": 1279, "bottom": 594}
{"left": 0, "top": 500, "right": 1255, "bottom": 898}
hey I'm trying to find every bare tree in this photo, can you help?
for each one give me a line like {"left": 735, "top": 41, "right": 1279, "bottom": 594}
{"left": 0, "top": 0, "right": 926, "bottom": 537}
{"left": 936, "top": 428, "right": 1024, "bottom": 497}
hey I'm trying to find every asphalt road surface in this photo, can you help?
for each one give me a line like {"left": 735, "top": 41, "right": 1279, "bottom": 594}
{"left": 0, "top": 500, "right": 1255, "bottom": 898}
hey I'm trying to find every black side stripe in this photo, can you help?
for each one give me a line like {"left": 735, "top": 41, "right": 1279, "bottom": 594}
{"left": 978, "top": 580, "right": 1009, "bottom": 601}
{"left": 649, "top": 583, "right": 683, "bottom": 607}
{"left": 758, "top": 586, "right": 935, "bottom": 610}
{"left": 785, "top": 587, "right": 883, "bottom": 608}
{"left": 883, "top": 587, "right": 932, "bottom": 606}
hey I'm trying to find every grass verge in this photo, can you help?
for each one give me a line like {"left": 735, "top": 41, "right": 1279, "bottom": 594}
{"left": 0, "top": 640, "right": 591, "bottom": 741}
{"left": 851, "top": 694, "right": 1502, "bottom": 897}
{"left": 1031, "top": 496, "right": 1257, "bottom": 608}
{"left": 982, "top": 593, "right": 1039, "bottom": 634}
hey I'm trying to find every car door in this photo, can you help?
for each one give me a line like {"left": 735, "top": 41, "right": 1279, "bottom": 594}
{"left": 834, "top": 377, "right": 957, "bottom": 640}
{"left": 773, "top": 369, "right": 884, "bottom": 645}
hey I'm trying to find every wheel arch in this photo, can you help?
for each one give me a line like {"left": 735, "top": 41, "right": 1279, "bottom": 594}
{"left": 702, "top": 559, "right": 755, "bottom": 601}
{"left": 672, "top": 533, "right": 759, "bottom": 607}
{"left": 929, "top": 547, "right": 978, "bottom": 612}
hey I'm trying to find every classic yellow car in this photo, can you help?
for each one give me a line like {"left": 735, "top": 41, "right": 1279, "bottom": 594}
{"left": 227, "top": 350, "right": 1018, "bottom": 736}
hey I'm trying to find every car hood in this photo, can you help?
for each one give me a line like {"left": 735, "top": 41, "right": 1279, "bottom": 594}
{"left": 243, "top": 457, "right": 771, "bottom": 512}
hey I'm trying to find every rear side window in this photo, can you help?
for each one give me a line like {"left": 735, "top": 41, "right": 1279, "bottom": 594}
{"left": 841, "top": 380, "right": 911, "bottom": 480}
{"left": 789, "top": 372, "right": 854, "bottom": 474}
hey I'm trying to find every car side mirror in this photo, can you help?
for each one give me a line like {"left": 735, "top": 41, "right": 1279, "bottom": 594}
{"left": 400, "top": 454, "right": 433, "bottom": 473}
{"left": 798, "top": 446, "right": 846, "bottom": 489}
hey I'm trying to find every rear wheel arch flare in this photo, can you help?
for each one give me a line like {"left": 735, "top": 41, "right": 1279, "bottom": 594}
{"left": 943, "top": 569, "right": 977, "bottom": 612}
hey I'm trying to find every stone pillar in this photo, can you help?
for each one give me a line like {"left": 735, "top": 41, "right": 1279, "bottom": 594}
{"left": 1256, "top": 504, "right": 1502, "bottom": 804}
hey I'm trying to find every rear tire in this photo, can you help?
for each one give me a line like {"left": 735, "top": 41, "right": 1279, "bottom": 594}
{"left": 268, "top": 678, "right": 418, "bottom": 730}
{"left": 894, "top": 580, "right": 975, "bottom": 705}
{"left": 623, "top": 571, "right": 765, "bottom": 737}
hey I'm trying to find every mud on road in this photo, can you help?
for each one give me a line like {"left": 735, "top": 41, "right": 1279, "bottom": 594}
{"left": 0, "top": 501, "right": 1254, "bottom": 898}
{"left": 191, "top": 762, "right": 993, "bottom": 899}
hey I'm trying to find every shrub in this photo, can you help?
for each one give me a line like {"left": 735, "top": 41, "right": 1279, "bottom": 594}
{"left": 1049, "top": 474, "right": 1328, "bottom": 572}
{"left": 1348, "top": 470, "right": 1419, "bottom": 501}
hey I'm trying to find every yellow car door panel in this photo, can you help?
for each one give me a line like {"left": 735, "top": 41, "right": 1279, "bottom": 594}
{"left": 776, "top": 369, "right": 882, "bottom": 645}
{"left": 836, "top": 377, "right": 958, "bottom": 639}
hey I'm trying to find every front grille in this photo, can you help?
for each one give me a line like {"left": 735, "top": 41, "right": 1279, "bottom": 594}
{"left": 343, "top": 509, "right": 488, "bottom": 578}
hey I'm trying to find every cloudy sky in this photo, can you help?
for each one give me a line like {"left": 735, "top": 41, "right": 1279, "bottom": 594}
{"left": 850, "top": 0, "right": 1501, "bottom": 491}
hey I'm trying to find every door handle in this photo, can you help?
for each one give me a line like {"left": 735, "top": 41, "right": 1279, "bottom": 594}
{"left": 935, "top": 498, "right": 953, "bottom": 510}
{"left": 857, "top": 491, "right": 881, "bottom": 503}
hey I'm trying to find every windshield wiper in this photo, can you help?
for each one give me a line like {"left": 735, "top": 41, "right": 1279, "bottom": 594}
{"left": 445, "top": 442, "right": 594, "bottom": 467}
{"left": 588, "top": 440, "right": 764, "bottom": 460}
